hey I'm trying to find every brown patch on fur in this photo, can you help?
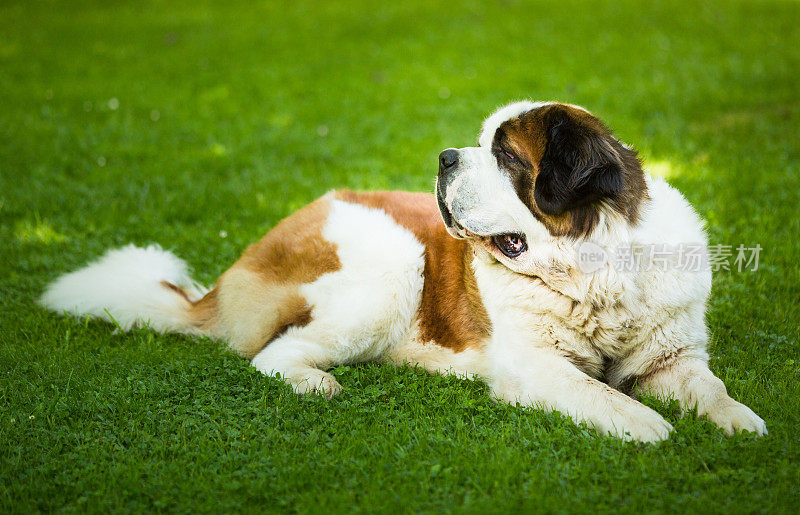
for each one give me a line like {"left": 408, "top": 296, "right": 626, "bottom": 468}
{"left": 263, "top": 292, "right": 313, "bottom": 346}
{"left": 160, "top": 280, "right": 219, "bottom": 331}
{"left": 199, "top": 197, "right": 340, "bottom": 359}
{"left": 498, "top": 113, "right": 548, "bottom": 172}
{"left": 238, "top": 198, "right": 341, "bottom": 284}
{"left": 496, "top": 103, "right": 648, "bottom": 238}
{"left": 335, "top": 190, "right": 491, "bottom": 352}
{"left": 160, "top": 280, "right": 193, "bottom": 303}
{"left": 189, "top": 288, "right": 219, "bottom": 331}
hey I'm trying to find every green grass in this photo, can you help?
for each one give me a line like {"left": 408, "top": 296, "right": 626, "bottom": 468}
{"left": 2, "top": 0, "right": 799, "bottom": 511}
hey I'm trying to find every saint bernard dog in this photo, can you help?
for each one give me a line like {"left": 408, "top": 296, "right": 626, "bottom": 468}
{"left": 41, "top": 101, "right": 767, "bottom": 442}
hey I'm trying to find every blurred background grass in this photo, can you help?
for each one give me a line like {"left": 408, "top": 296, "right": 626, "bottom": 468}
{"left": 1, "top": 0, "right": 799, "bottom": 512}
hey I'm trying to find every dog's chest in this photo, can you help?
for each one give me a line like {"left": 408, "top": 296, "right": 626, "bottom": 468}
{"left": 525, "top": 277, "right": 652, "bottom": 379}
{"left": 476, "top": 257, "right": 668, "bottom": 380}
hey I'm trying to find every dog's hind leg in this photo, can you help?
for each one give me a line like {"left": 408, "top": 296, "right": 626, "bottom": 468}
{"left": 251, "top": 330, "right": 343, "bottom": 398}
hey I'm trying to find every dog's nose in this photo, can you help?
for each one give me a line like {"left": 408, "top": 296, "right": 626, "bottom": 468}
{"left": 439, "top": 149, "right": 459, "bottom": 172}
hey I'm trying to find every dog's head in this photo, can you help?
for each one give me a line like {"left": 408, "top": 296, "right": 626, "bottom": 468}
{"left": 436, "top": 101, "right": 647, "bottom": 273}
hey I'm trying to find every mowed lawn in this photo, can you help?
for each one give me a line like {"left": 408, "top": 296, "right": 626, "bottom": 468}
{"left": 2, "top": 0, "right": 799, "bottom": 511}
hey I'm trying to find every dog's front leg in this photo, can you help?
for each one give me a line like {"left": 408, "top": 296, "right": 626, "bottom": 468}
{"left": 489, "top": 343, "right": 673, "bottom": 442}
{"left": 637, "top": 357, "right": 767, "bottom": 436}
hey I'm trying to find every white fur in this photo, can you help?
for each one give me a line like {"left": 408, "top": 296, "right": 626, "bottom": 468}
{"left": 251, "top": 199, "right": 427, "bottom": 395}
{"left": 40, "top": 244, "right": 206, "bottom": 333}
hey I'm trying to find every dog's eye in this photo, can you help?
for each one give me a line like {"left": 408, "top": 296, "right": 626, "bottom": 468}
{"left": 503, "top": 150, "right": 517, "bottom": 161}
{"left": 492, "top": 233, "right": 528, "bottom": 258}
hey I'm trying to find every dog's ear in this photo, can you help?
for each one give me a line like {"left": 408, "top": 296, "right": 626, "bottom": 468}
{"left": 533, "top": 110, "right": 624, "bottom": 216}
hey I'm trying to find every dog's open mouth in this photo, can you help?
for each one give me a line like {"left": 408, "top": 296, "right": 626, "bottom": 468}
{"left": 490, "top": 233, "right": 527, "bottom": 258}
{"left": 436, "top": 194, "right": 527, "bottom": 259}
{"left": 463, "top": 230, "right": 528, "bottom": 259}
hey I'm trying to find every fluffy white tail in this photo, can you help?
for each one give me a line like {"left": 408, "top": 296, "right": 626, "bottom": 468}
{"left": 40, "top": 244, "right": 209, "bottom": 334}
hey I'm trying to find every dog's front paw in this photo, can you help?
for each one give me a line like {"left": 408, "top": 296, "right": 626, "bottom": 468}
{"left": 703, "top": 398, "right": 767, "bottom": 436}
{"left": 607, "top": 403, "right": 674, "bottom": 443}
{"left": 291, "top": 370, "right": 343, "bottom": 400}
{"left": 588, "top": 398, "right": 673, "bottom": 443}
